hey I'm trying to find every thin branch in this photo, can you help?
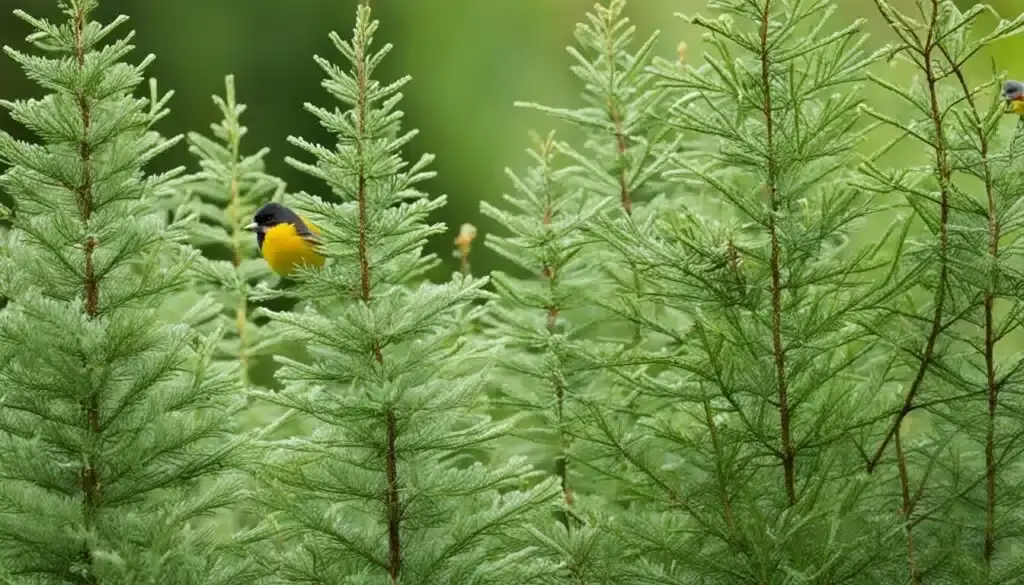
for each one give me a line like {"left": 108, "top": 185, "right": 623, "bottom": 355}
{"left": 601, "top": 5, "right": 633, "bottom": 215}
{"left": 937, "top": 40, "right": 1001, "bottom": 568}
{"left": 895, "top": 428, "right": 921, "bottom": 584}
{"left": 867, "top": 0, "right": 953, "bottom": 475}
{"left": 704, "top": 400, "right": 737, "bottom": 540}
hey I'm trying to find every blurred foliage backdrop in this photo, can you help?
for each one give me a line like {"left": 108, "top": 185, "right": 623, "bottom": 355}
{"left": 2, "top": 0, "right": 1023, "bottom": 276}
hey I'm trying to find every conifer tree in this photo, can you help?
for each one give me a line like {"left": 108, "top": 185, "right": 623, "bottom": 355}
{"left": 172, "top": 75, "right": 302, "bottom": 541}
{"left": 516, "top": 0, "right": 680, "bottom": 349}
{"left": 579, "top": 0, "right": 912, "bottom": 581}
{"left": 480, "top": 132, "right": 623, "bottom": 584}
{"left": 249, "top": 5, "right": 558, "bottom": 584}
{"left": 519, "top": 0, "right": 674, "bottom": 218}
{"left": 177, "top": 74, "right": 301, "bottom": 449}
{"left": 0, "top": 1, "right": 252, "bottom": 583}
{"left": 181, "top": 74, "right": 286, "bottom": 392}
{"left": 857, "top": 1, "right": 1024, "bottom": 581}
{"left": 480, "top": 2, "right": 685, "bottom": 578}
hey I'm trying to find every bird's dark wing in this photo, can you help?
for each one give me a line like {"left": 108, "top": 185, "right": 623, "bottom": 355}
{"left": 290, "top": 217, "right": 323, "bottom": 246}
{"left": 299, "top": 231, "right": 323, "bottom": 246}
{"left": 278, "top": 207, "right": 322, "bottom": 246}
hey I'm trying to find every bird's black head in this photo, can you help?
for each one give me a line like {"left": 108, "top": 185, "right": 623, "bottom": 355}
{"left": 249, "top": 202, "right": 292, "bottom": 230}
{"left": 245, "top": 202, "right": 305, "bottom": 248}
{"left": 1003, "top": 80, "right": 1024, "bottom": 102}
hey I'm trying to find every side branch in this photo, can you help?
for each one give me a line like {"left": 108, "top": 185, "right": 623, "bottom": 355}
{"left": 602, "top": 11, "right": 632, "bottom": 215}
{"left": 866, "top": 0, "right": 952, "bottom": 475}
{"left": 939, "top": 44, "right": 1001, "bottom": 568}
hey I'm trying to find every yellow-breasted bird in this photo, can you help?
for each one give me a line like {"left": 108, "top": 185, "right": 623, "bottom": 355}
{"left": 244, "top": 202, "right": 325, "bottom": 277}
{"left": 1002, "top": 80, "right": 1024, "bottom": 116}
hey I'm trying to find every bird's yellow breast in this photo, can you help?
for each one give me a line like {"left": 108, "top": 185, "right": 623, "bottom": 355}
{"left": 260, "top": 221, "right": 325, "bottom": 276}
{"left": 1013, "top": 100, "right": 1024, "bottom": 116}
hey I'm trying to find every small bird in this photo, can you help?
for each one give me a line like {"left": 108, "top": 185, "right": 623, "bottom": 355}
{"left": 244, "top": 202, "right": 325, "bottom": 277}
{"left": 1002, "top": 80, "right": 1024, "bottom": 116}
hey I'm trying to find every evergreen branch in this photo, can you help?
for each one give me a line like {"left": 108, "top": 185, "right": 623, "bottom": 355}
{"left": 944, "top": 47, "right": 1001, "bottom": 570}
{"left": 222, "top": 77, "right": 251, "bottom": 384}
{"left": 514, "top": 0, "right": 666, "bottom": 213}
{"left": 702, "top": 398, "right": 738, "bottom": 541}
{"left": 530, "top": 133, "right": 576, "bottom": 522}
{"left": 597, "top": 0, "right": 636, "bottom": 215}
{"left": 354, "top": 48, "right": 373, "bottom": 307}
{"left": 857, "top": 5, "right": 1024, "bottom": 578}
{"left": 907, "top": 429, "right": 1024, "bottom": 533}
{"left": 482, "top": 123, "right": 623, "bottom": 544}
{"left": 185, "top": 74, "right": 284, "bottom": 383}
{"left": 866, "top": 0, "right": 953, "bottom": 475}
{"left": 416, "top": 480, "right": 558, "bottom": 583}
{"left": 590, "top": 0, "right": 889, "bottom": 579}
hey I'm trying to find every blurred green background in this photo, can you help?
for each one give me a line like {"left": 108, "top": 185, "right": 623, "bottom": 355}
{"left": 1, "top": 0, "right": 1022, "bottom": 276}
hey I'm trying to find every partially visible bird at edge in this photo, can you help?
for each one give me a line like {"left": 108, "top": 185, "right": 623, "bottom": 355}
{"left": 244, "top": 201, "right": 326, "bottom": 277}
{"left": 1003, "top": 79, "right": 1024, "bottom": 116}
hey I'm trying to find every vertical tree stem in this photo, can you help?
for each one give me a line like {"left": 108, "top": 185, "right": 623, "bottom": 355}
{"left": 226, "top": 93, "right": 250, "bottom": 388}
{"left": 355, "top": 14, "right": 400, "bottom": 581}
{"left": 541, "top": 180, "right": 573, "bottom": 527}
{"left": 759, "top": 0, "right": 797, "bottom": 507}
{"left": 73, "top": 4, "right": 101, "bottom": 582}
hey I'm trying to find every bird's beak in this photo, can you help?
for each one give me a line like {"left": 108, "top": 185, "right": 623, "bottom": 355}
{"left": 243, "top": 222, "right": 258, "bottom": 232}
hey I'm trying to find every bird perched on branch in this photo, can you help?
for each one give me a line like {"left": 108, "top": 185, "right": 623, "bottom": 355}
{"left": 1002, "top": 80, "right": 1024, "bottom": 116}
{"left": 244, "top": 202, "right": 325, "bottom": 277}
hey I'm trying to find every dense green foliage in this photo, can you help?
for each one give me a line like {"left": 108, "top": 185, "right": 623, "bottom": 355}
{"left": 0, "top": 1, "right": 253, "bottom": 583}
{"left": 4, "top": 0, "right": 1024, "bottom": 584}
